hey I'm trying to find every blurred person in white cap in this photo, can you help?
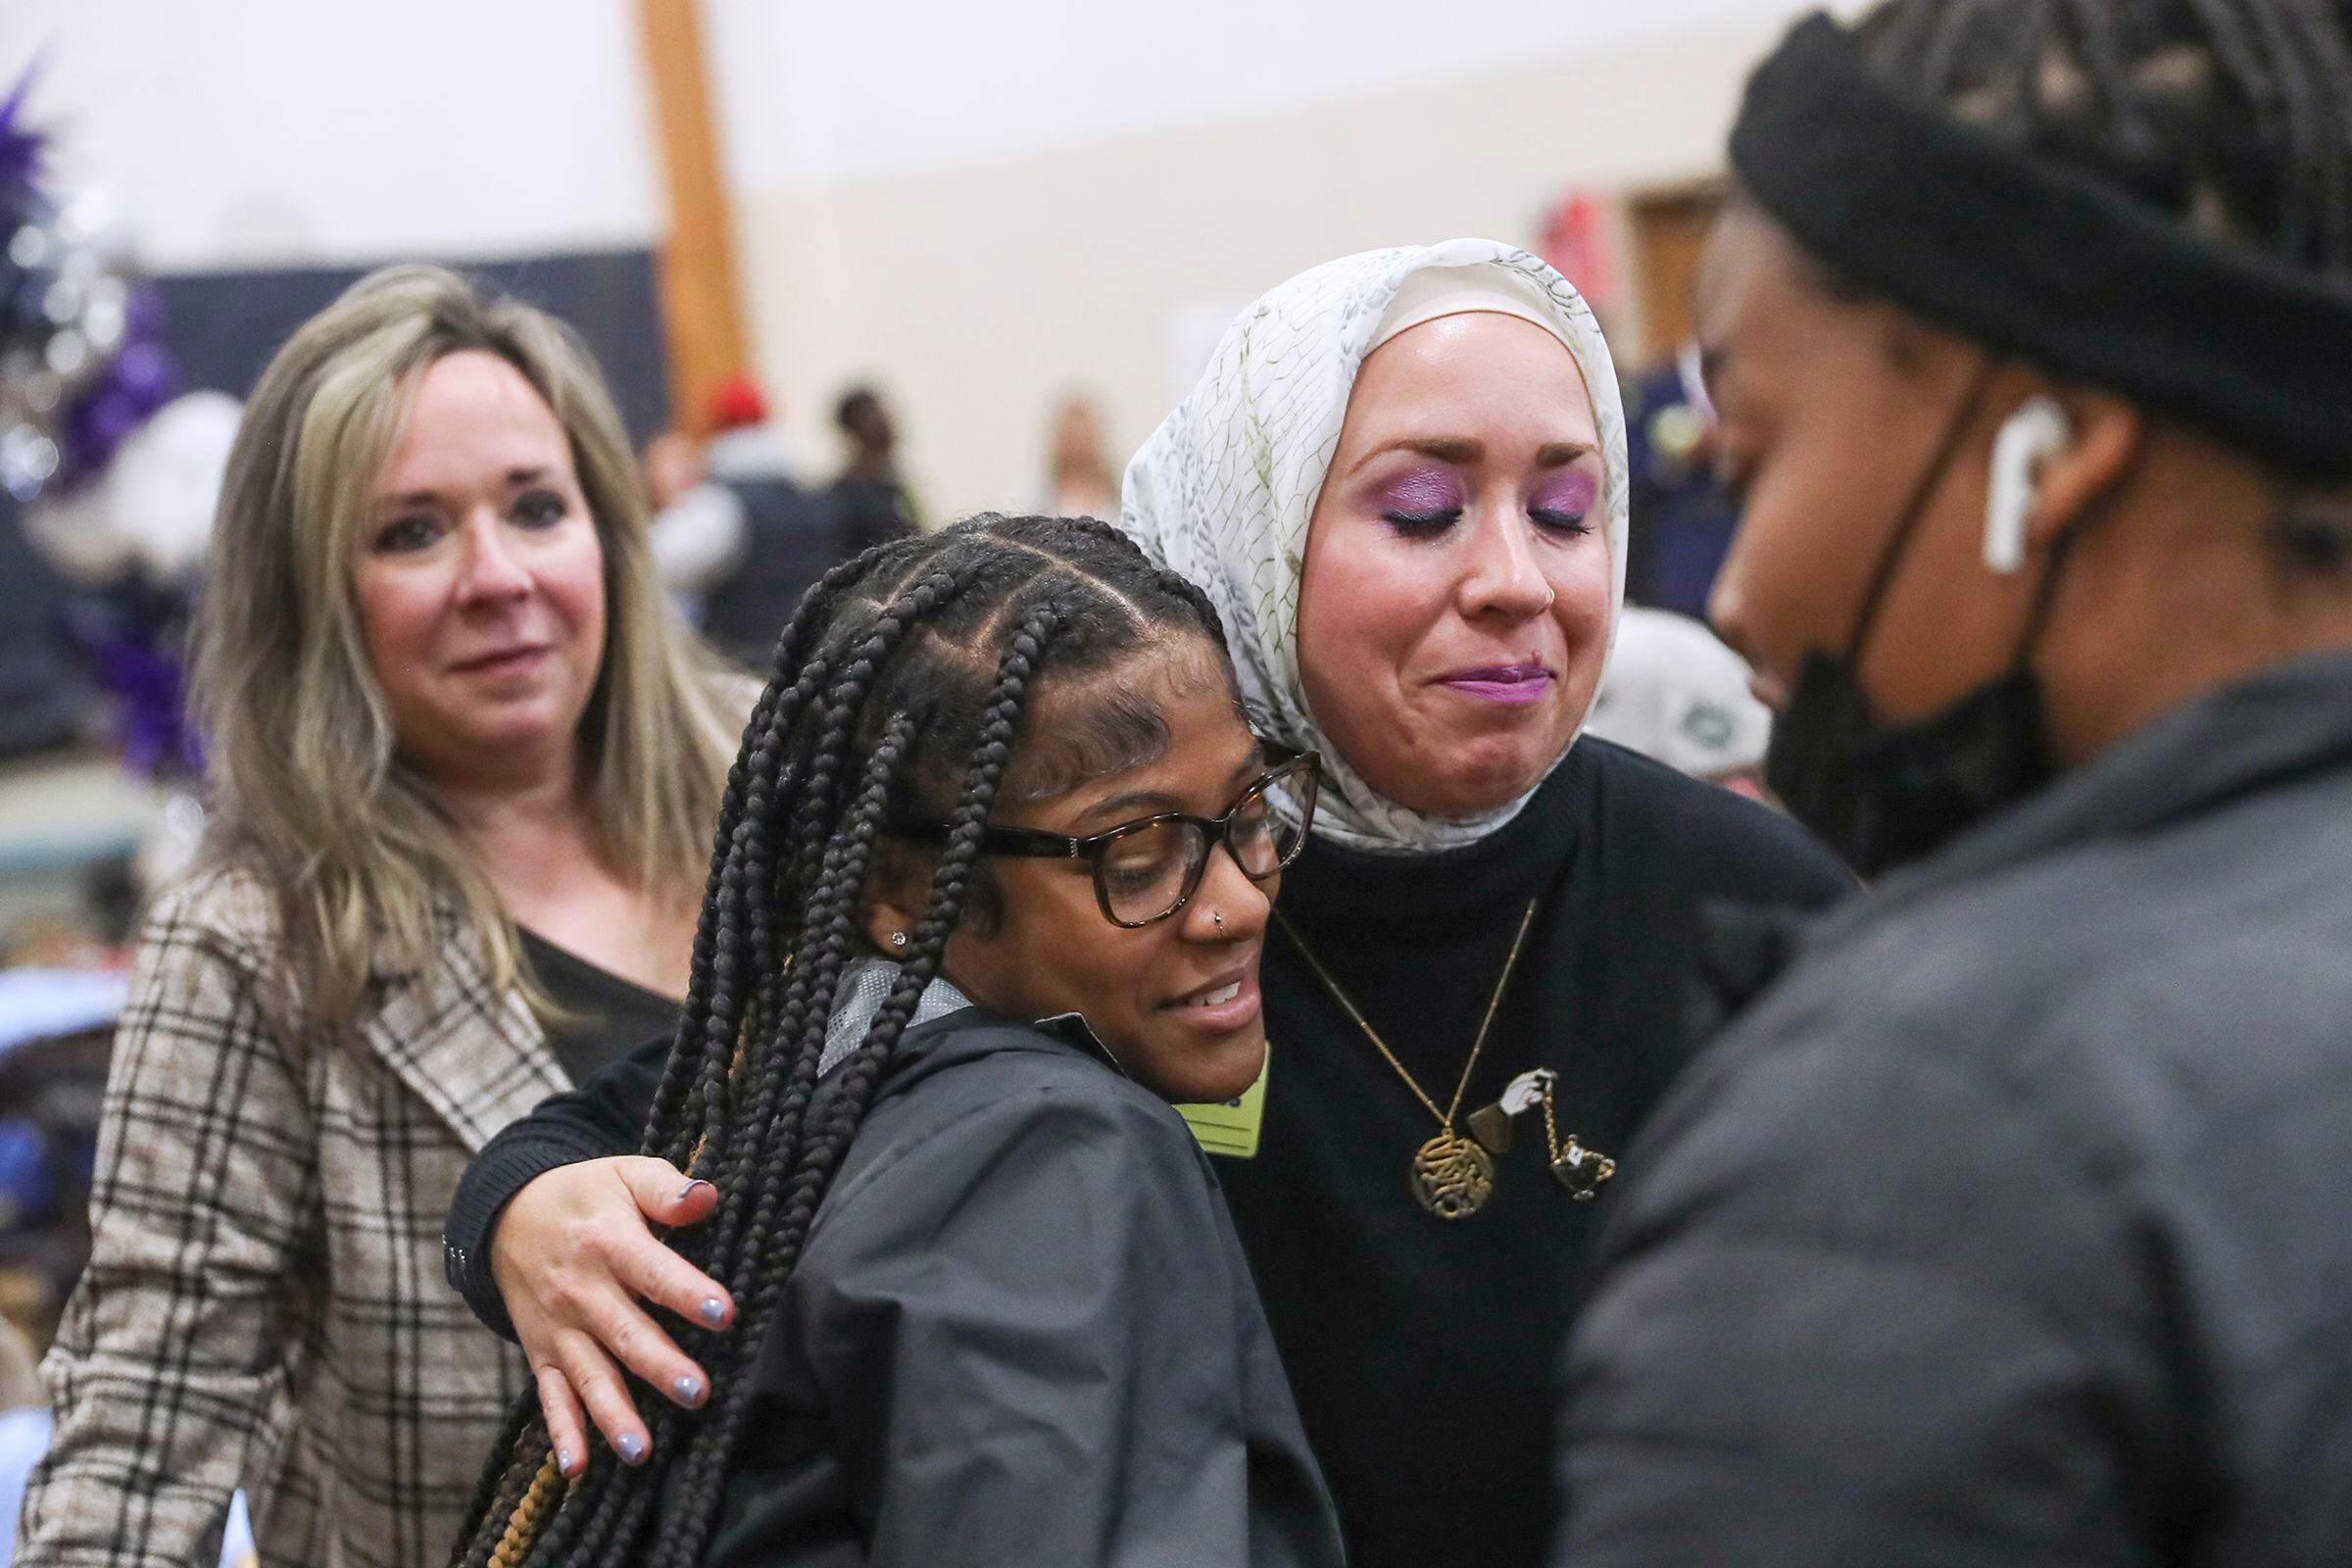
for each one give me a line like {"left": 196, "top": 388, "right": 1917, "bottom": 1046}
{"left": 1583, "top": 605, "right": 1772, "bottom": 796}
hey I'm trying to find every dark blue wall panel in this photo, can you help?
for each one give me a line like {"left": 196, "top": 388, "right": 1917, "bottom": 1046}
{"left": 151, "top": 247, "right": 671, "bottom": 440}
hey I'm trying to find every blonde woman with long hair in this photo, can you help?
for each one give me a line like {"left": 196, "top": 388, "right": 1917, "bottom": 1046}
{"left": 14, "top": 267, "right": 743, "bottom": 1568}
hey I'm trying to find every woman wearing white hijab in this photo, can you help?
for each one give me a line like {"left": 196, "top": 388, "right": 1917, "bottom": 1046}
{"left": 1121, "top": 240, "right": 1849, "bottom": 1567}
{"left": 426, "top": 242, "right": 1850, "bottom": 1568}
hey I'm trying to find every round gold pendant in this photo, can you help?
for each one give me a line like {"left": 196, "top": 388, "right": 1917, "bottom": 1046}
{"left": 1411, "top": 1133, "right": 1495, "bottom": 1219}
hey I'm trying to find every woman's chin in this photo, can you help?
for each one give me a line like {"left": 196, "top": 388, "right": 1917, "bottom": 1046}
{"left": 1373, "top": 739, "right": 1565, "bottom": 818}
{"left": 1137, "top": 1034, "right": 1266, "bottom": 1107}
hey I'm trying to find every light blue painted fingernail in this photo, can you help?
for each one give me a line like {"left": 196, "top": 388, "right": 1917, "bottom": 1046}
{"left": 699, "top": 1297, "right": 726, "bottom": 1326}
{"left": 615, "top": 1431, "right": 646, "bottom": 1464}
{"left": 673, "top": 1374, "right": 705, "bottom": 1405}
{"left": 557, "top": 1447, "right": 575, "bottom": 1475}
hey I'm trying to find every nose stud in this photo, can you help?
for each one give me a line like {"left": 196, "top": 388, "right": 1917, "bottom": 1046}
{"left": 1212, "top": 910, "right": 1227, "bottom": 934}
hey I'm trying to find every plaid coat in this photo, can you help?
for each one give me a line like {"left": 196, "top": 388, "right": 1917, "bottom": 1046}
{"left": 17, "top": 864, "right": 571, "bottom": 1568}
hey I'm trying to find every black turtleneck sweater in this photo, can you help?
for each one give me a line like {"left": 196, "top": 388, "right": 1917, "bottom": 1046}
{"left": 444, "top": 738, "right": 1851, "bottom": 1568}
{"left": 1230, "top": 738, "right": 1850, "bottom": 1568}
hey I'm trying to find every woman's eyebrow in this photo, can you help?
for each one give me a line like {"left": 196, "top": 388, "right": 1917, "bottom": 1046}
{"left": 1346, "top": 435, "right": 1594, "bottom": 477}
{"left": 1072, "top": 753, "right": 1261, "bottom": 826}
{"left": 1348, "top": 435, "right": 1480, "bottom": 475}
{"left": 1074, "top": 787, "right": 1183, "bottom": 825}
{"left": 370, "top": 466, "right": 556, "bottom": 512}
{"left": 1077, "top": 752, "right": 1270, "bottom": 827}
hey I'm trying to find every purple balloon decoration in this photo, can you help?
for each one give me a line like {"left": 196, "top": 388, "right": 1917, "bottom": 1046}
{"left": 55, "top": 350, "right": 176, "bottom": 488}
{"left": 1, "top": 64, "right": 181, "bottom": 500}
{"left": 123, "top": 279, "right": 164, "bottom": 335}
{"left": 0, "top": 69, "right": 42, "bottom": 205}
{"left": 112, "top": 340, "right": 171, "bottom": 398}
{"left": 3, "top": 63, "right": 204, "bottom": 780}
{"left": 88, "top": 622, "right": 203, "bottom": 778}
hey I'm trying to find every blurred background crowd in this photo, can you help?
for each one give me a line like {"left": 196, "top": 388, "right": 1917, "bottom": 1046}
{"left": 0, "top": 2, "right": 1811, "bottom": 1557}
{"left": 5, "top": 0, "right": 2352, "bottom": 1561}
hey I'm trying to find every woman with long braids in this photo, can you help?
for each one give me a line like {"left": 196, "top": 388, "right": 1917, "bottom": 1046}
{"left": 447, "top": 514, "right": 1345, "bottom": 1567}
{"left": 1557, "top": 1, "right": 2352, "bottom": 1561}
{"left": 451, "top": 242, "right": 1854, "bottom": 1567}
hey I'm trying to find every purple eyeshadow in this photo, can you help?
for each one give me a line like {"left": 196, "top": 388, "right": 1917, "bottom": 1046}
{"left": 1374, "top": 466, "right": 1465, "bottom": 514}
{"left": 1531, "top": 469, "right": 1600, "bottom": 514}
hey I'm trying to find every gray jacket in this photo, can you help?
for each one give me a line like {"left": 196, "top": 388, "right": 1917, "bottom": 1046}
{"left": 705, "top": 1008, "right": 1345, "bottom": 1568}
{"left": 1556, "top": 651, "right": 2352, "bottom": 1566}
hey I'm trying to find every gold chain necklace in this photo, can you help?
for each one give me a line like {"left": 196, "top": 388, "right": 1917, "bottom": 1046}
{"left": 1466, "top": 1067, "right": 1620, "bottom": 1201}
{"left": 1275, "top": 898, "right": 1541, "bottom": 1220}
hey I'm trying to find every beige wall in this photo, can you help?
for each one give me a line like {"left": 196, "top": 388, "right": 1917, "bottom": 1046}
{"left": 736, "top": 13, "right": 1807, "bottom": 519}
{"left": 7, "top": 0, "right": 660, "bottom": 270}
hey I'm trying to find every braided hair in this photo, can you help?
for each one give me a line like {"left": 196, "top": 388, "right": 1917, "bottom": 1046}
{"left": 450, "top": 513, "right": 1234, "bottom": 1568}
{"left": 1859, "top": 0, "right": 2352, "bottom": 271}
{"left": 1851, "top": 0, "right": 2352, "bottom": 567}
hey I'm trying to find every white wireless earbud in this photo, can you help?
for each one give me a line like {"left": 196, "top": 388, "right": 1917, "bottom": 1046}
{"left": 1984, "top": 395, "right": 2072, "bottom": 576}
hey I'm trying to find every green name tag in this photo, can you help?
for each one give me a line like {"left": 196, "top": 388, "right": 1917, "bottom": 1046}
{"left": 1175, "top": 1045, "right": 1268, "bottom": 1159}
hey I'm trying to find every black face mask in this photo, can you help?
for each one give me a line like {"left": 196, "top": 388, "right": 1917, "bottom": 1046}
{"left": 1763, "top": 366, "right": 2074, "bottom": 880}
{"left": 1765, "top": 654, "right": 2053, "bottom": 879}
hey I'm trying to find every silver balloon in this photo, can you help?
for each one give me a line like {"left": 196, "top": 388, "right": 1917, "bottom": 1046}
{"left": 82, "top": 276, "right": 126, "bottom": 351}
{"left": 0, "top": 421, "right": 60, "bottom": 501}
{"left": 55, "top": 184, "right": 132, "bottom": 270}
{"left": 42, "top": 275, "right": 81, "bottom": 326}
{"left": 2, "top": 168, "right": 164, "bottom": 502}
{"left": 45, "top": 329, "right": 87, "bottom": 378}
{"left": 6, "top": 222, "right": 48, "bottom": 270}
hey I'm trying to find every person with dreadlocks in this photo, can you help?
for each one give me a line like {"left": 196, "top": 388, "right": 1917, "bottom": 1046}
{"left": 1555, "top": 1, "right": 2352, "bottom": 1562}
{"left": 443, "top": 513, "right": 1346, "bottom": 1567}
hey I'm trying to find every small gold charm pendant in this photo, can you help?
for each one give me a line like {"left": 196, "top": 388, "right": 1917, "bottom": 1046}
{"left": 1411, "top": 1133, "right": 1496, "bottom": 1219}
{"left": 1466, "top": 1102, "right": 1515, "bottom": 1154}
{"left": 1468, "top": 1067, "right": 1557, "bottom": 1155}
{"left": 1549, "top": 1137, "right": 1617, "bottom": 1201}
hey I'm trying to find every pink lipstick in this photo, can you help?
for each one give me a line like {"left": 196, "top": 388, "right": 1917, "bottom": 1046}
{"left": 1439, "top": 664, "right": 1555, "bottom": 705}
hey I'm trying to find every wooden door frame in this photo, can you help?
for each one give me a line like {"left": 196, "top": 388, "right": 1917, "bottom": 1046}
{"left": 635, "top": 0, "right": 749, "bottom": 436}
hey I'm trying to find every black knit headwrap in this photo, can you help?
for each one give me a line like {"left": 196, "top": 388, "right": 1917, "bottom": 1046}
{"left": 1731, "top": 12, "right": 2352, "bottom": 477}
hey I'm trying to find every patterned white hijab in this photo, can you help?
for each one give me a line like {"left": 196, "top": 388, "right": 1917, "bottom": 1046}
{"left": 1121, "top": 239, "right": 1631, "bottom": 855}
